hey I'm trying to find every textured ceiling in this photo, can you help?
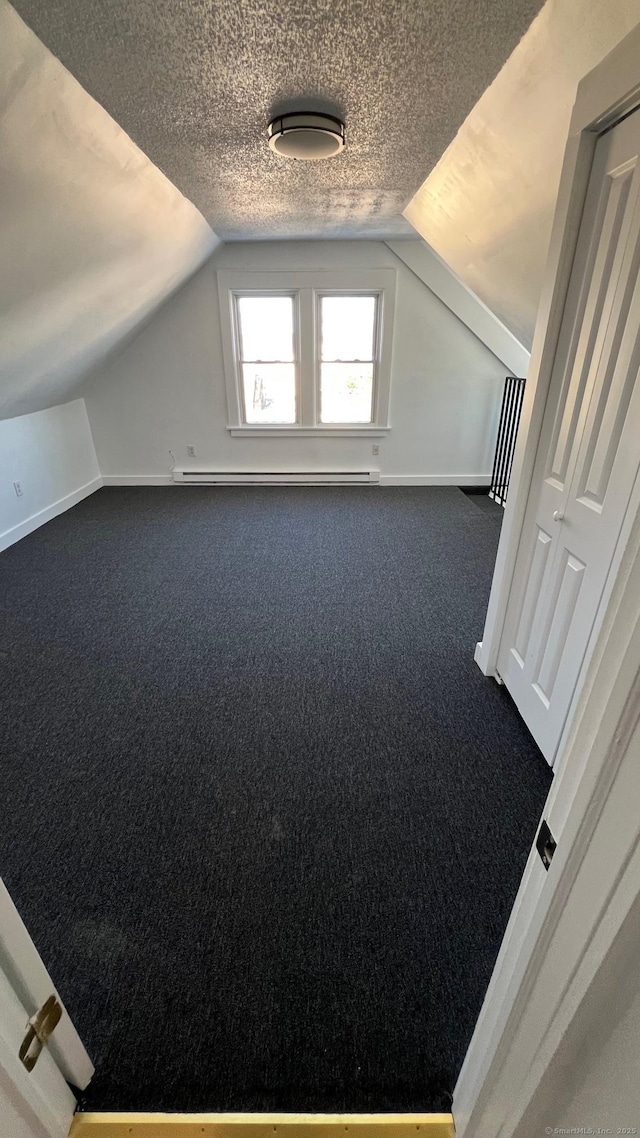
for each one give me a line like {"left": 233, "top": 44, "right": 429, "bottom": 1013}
{"left": 12, "top": 0, "right": 545, "bottom": 241}
{"left": 0, "top": 0, "right": 217, "bottom": 419}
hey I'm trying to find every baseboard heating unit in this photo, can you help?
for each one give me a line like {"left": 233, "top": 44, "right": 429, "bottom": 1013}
{"left": 172, "top": 470, "right": 380, "bottom": 486}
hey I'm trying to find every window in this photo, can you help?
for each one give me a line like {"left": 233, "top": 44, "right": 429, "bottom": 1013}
{"left": 236, "top": 295, "right": 297, "bottom": 425}
{"left": 219, "top": 270, "right": 396, "bottom": 436}
{"left": 319, "top": 294, "right": 377, "bottom": 424}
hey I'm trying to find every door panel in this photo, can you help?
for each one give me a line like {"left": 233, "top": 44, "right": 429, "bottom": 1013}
{"left": 499, "top": 108, "right": 640, "bottom": 763}
{"left": 547, "top": 156, "right": 636, "bottom": 488}
{"left": 577, "top": 251, "right": 640, "bottom": 508}
{"left": 513, "top": 528, "right": 552, "bottom": 664}
{"left": 533, "top": 551, "right": 585, "bottom": 705}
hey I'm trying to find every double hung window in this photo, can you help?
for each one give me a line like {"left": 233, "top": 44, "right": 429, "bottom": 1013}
{"left": 219, "top": 270, "right": 395, "bottom": 436}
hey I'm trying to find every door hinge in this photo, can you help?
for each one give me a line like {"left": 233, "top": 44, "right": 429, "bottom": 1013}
{"left": 536, "top": 819, "right": 557, "bottom": 871}
{"left": 19, "top": 995, "right": 62, "bottom": 1072}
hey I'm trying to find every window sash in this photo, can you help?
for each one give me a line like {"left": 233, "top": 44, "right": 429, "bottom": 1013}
{"left": 319, "top": 363, "right": 375, "bottom": 425}
{"left": 233, "top": 291, "right": 301, "bottom": 426}
{"left": 319, "top": 293, "right": 378, "bottom": 364}
{"left": 316, "top": 292, "right": 381, "bottom": 426}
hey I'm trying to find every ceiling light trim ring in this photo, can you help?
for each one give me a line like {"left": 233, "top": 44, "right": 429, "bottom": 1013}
{"left": 267, "top": 111, "right": 346, "bottom": 160}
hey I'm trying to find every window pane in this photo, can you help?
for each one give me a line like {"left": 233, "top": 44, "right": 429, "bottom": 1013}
{"left": 320, "top": 363, "right": 374, "bottom": 424}
{"left": 243, "top": 363, "right": 296, "bottom": 424}
{"left": 237, "top": 296, "right": 294, "bottom": 361}
{"left": 321, "top": 295, "right": 376, "bottom": 361}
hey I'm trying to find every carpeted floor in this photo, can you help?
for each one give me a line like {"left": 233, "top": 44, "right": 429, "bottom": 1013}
{"left": 0, "top": 487, "right": 551, "bottom": 1112}
{"left": 462, "top": 488, "right": 505, "bottom": 519}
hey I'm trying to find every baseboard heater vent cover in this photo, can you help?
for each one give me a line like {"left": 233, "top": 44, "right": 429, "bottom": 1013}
{"left": 172, "top": 470, "right": 380, "bottom": 486}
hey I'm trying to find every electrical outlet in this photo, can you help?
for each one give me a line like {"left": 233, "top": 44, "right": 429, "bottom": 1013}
{"left": 372, "top": 444, "right": 380, "bottom": 456}
{"left": 13, "top": 481, "right": 23, "bottom": 497}
{"left": 187, "top": 445, "right": 196, "bottom": 458}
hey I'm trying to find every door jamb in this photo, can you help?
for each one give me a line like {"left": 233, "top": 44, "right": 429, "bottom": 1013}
{"left": 456, "top": 21, "right": 640, "bottom": 1138}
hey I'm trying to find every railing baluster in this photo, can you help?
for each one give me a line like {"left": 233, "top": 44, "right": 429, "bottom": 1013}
{"left": 492, "top": 376, "right": 514, "bottom": 506}
{"left": 490, "top": 376, "right": 526, "bottom": 507}
{"left": 500, "top": 377, "right": 519, "bottom": 503}
{"left": 490, "top": 376, "right": 510, "bottom": 503}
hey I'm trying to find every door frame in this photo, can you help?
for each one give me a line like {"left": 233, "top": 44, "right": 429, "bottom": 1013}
{"left": 457, "top": 20, "right": 640, "bottom": 1137}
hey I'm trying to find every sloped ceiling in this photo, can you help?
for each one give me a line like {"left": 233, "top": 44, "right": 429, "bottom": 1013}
{"left": 0, "top": 1, "right": 219, "bottom": 420}
{"left": 404, "top": 0, "right": 640, "bottom": 349}
{"left": 11, "top": 0, "right": 545, "bottom": 241}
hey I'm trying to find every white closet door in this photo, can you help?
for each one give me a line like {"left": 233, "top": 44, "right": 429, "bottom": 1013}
{"left": 0, "top": 962, "right": 75, "bottom": 1138}
{"left": 498, "top": 107, "right": 640, "bottom": 764}
{"left": 0, "top": 878, "right": 93, "bottom": 1137}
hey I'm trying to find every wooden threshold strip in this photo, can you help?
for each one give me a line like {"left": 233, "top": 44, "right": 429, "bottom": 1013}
{"left": 70, "top": 1112, "right": 454, "bottom": 1138}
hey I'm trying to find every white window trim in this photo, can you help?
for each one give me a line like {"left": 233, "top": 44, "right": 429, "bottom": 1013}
{"left": 217, "top": 269, "right": 396, "bottom": 436}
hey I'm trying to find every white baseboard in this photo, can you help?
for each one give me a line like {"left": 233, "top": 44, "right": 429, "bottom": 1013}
{"left": 0, "top": 476, "right": 103, "bottom": 553}
{"left": 379, "top": 474, "right": 491, "bottom": 486}
{"left": 102, "top": 474, "right": 491, "bottom": 488}
{"left": 102, "top": 475, "right": 173, "bottom": 485}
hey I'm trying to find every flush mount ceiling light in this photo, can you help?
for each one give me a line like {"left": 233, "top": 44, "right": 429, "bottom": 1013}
{"left": 267, "top": 111, "right": 345, "bottom": 160}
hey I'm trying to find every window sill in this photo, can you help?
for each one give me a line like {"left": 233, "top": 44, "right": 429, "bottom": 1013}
{"left": 228, "top": 426, "right": 391, "bottom": 438}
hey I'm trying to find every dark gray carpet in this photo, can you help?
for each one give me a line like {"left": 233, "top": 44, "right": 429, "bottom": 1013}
{"left": 462, "top": 488, "right": 505, "bottom": 520}
{"left": 0, "top": 487, "right": 550, "bottom": 1112}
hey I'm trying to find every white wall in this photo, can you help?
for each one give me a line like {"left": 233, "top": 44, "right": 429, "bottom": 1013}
{"left": 404, "top": 0, "right": 640, "bottom": 348}
{"left": 386, "top": 239, "right": 530, "bottom": 376}
{"left": 0, "top": 0, "right": 218, "bottom": 421}
{"left": 83, "top": 240, "right": 506, "bottom": 484}
{"left": 0, "top": 400, "right": 100, "bottom": 552}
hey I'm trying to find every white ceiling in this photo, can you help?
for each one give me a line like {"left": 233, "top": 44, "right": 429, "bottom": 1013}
{"left": 405, "top": 0, "right": 640, "bottom": 348}
{"left": 11, "top": 0, "right": 545, "bottom": 241}
{"left": 0, "top": 1, "right": 218, "bottom": 419}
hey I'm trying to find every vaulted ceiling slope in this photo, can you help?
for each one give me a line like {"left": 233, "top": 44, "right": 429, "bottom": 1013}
{"left": 404, "top": 0, "right": 640, "bottom": 350}
{"left": 0, "top": 1, "right": 218, "bottom": 420}
{"left": 12, "top": 0, "right": 544, "bottom": 241}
